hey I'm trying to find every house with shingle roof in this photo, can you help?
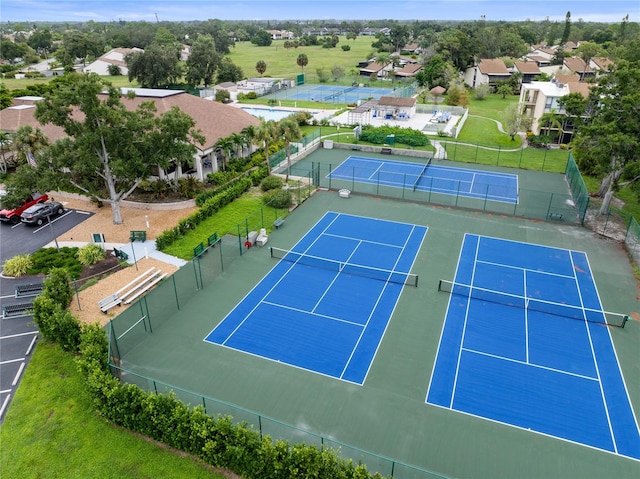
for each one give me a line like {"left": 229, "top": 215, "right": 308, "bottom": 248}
{"left": 359, "top": 61, "right": 393, "bottom": 78}
{"left": 82, "top": 48, "right": 142, "bottom": 76}
{"left": 394, "top": 63, "right": 423, "bottom": 79}
{"left": 590, "top": 57, "right": 614, "bottom": 73}
{"left": 464, "top": 59, "right": 511, "bottom": 89}
{"left": 513, "top": 61, "right": 542, "bottom": 83}
{"left": 563, "top": 57, "right": 595, "bottom": 81}
{"left": 373, "top": 96, "right": 417, "bottom": 119}
{"left": 0, "top": 89, "right": 260, "bottom": 182}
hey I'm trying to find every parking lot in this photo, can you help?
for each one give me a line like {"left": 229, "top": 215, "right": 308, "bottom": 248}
{"left": 0, "top": 207, "right": 93, "bottom": 422}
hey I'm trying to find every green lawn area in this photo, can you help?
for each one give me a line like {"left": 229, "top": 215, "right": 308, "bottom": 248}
{"left": 163, "top": 191, "right": 286, "bottom": 260}
{"left": 455, "top": 115, "right": 522, "bottom": 148}
{"left": 0, "top": 342, "right": 225, "bottom": 479}
{"left": 228, "top": 36, "right": 376, "bottom": 84}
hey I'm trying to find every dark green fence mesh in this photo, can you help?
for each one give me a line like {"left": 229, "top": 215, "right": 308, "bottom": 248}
{"left": 565, "top": 154, "right": 590, "bottom": 225}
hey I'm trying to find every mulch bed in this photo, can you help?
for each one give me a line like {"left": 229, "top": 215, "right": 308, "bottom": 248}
{"left": 74, "top": 253, "right": 127, "bottom": 289}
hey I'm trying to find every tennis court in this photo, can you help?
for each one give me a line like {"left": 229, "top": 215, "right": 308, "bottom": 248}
{"left": 205, "top": 212, "right": 427, "bottom": 384}
{"left": 427, "top": 234, "right": 640, "bottom": 460}
{"left": 328, "top": 156, "right": 519, "bottom": 204}
{"left": 265, "top": 84, "right": 397, "bottom": 104}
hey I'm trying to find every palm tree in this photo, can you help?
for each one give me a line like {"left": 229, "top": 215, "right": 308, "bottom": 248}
{"left": 278, "top": 118, "right": 302, "bottom": 184}
{"left": 296, "top": 53, "right": 308, "bottom": 73}
{"left": 11, "top": 125, "right": 49, "bottom": 166}
{"left": 229, "top": 132, "right": 244, "bottom": 160}
{"left": 213, "top": 136, "right": 234, "bottom": 172}
{"left": 241, "top": 125, "right": 256, "bottom": 158}
{"left": 255, "top": 119, "right": 277, "bottom": 175}
{"left": 538, "top": 111, "right": 563, "bottom": 144}
{"left": 0, "top": 131, "right": 14, "bottom": 174}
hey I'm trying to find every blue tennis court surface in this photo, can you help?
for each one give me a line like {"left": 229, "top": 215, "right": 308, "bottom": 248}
{"left": 427, "top": 234, "right": 640, "bottom": 460}
{"left": 265, "top": 84, "right": 396, "bottom": 104}
{"left": 205, "top": 212, "right": 427, "bottom": 384}
{"left": 328, "top": 156, "right": 519, "bottom": 204}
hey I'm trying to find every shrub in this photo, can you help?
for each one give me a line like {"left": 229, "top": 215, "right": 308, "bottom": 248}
{"left": 245, "top": 91, "right": 257, "bottom": 99}
{"left": 341, "top": 44, "right": 351, "bottom": 51}
{"left": 2, "top": 254, "right": 32, "bottom": 277}
{"left": 215, "top": 89, "right": 230, "bottom": 102}
{"left": 43, "top": 267, "right": 74, "bottom": 307}
{"left": 262, "top": 188, "right": 292, "bottom": 209}
{"left": 260, "top": 175, "right": 283, "bottom": 192}
{"left": 76, "top": 244, "right": 106, "bottom": 266}
{"left": 27, "top": 247, "right": 83, "bottom": 278}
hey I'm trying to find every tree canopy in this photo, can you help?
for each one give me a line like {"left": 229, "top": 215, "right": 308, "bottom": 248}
{"left": 30, "top": 74, "right": 204, "bottom": 224}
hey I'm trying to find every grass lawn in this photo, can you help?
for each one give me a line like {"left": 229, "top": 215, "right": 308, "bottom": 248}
{"left": 455, "top": 115, "right": 522, "bottom": 148}
{"left": 228, "top": 36, "right": 377, "bottom": 84}
{"left": 163, "top": 191, "right": 286, "bottom": 260}
{"left": 0, "top": 342, "right": 226, "bottom": 479}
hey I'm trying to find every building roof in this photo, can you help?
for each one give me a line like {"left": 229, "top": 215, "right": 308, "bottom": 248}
{"left": 591, "top": 57, "right": 614, "bottom": 71}
{"left": 359, "top": 61, "right": 387, "bottom": 73}
{"left": 554, "top": 74, "right": 580, "bottom": 84}
{"left": 0, "top": 89, "right": 260, "bottom": 152}
{"left": 514, "top": 61, "right": 541, "bottom": 74}
{"left": 394, "top": 63, "right": 423, "bottom": 77}
{"left": 563, "top": 57, "right": 593, "bottom": 74}
{"left": 567, "top": 82, "right": 591, "bottom": 98}
{"left": 477, "top": 59, "right": 510, "bottom": 75}
{"left": 377, "top": 96, "right": 417, "bottom": 108}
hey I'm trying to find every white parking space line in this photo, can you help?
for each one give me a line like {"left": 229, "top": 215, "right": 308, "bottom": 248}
{"left": 26, "top": 335, "right": 37, "bottom": 355}
{"left": 0, "top": 331, "right": 38, "bottom": 340}
{"left": 33, "top": 210, "right": 74, "bottom": 233}
{"left": 0, "top": 394, "right": 11, "bottom": 418}
{"left": 1, "top": 357, "right": 26, "bottom": 365}
{"left": 12, "top": 362, "right": 25, "bottom": 386}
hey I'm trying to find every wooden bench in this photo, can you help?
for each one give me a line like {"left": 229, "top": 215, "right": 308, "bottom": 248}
{"left": 381, "top": 147, "right": 392, "bottom": 154}
{"left": 193, "top": 242, "right": 206, "bottom": 257}
{"left": 129, "top": 230, "right": 147, "bottom": 242}
{"left": 15, "top": 283, "right": 44, "bottom": 298}
{"left": 112, "top": 248, "right": 129, "bottom": 261}
{"left": 2, "top": 303, "right": 33, "bottom": 319}
{"left": 273, "top": 217, "right": 285, "bottom": 229}
{"left": 207, "top": 232, "right": 219, "bottom": 247}
{"left": 351, "top": 145, "right": 361, "bottom": 151}
{"left": 548, "top": 212, "right": 564, "bottom": 221}
{"left": 98, "top": 293, "right": 121, "bottom": 313}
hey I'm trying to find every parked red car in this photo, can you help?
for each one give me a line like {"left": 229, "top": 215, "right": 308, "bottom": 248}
{"left": 0, "top": 192, "right": 49, "bottom": 224}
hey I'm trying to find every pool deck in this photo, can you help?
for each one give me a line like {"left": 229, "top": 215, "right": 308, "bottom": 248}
{"left": 231, "top": 103, "right": 338, "bottom": 123}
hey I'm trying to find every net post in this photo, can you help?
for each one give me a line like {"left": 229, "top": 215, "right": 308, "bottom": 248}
{"left": 622, "top": 315, "right": 630, "bottom": 328}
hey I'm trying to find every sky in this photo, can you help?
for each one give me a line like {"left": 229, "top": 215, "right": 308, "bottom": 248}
{"left": 1, "top": 0, "right": 638, "bottom": 24}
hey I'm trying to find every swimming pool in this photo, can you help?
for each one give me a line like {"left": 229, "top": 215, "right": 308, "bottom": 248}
{"left": 241, "top": 107, "right": 313, "bottom": 121}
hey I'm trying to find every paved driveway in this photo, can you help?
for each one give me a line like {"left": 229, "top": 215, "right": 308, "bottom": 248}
{"left": 0, "top": 207, "right": 93, "bottom": 423}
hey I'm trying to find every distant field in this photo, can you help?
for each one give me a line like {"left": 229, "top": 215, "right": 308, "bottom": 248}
{"left": 227, "top": 36, "right": 380, "bottom": 83}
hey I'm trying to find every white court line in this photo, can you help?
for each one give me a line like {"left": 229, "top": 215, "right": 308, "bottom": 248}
{"left": 476, "top": 258, "right": 576, "bottom": 279}
{"left": 12, "top": 362, "right": 25, "bottom": 386}
{"left": 461, "top": 347, "right": 599, "bottom": 382}
{"left": 262, "top": 301, "right": 365, "bottom": 328}
{"left": 0, "top": 330, "right": 38, "bottom": 340}
{"left": 569, "top": 251, "right": 617, "bottom": 454}
{"left": 450, "top": 235, "right": 481, "bottom": 409}
{"left": 311, "top": 241, "right": 361, "bottom": 313}
{"left": 322, "top": 232, "right": 404, "bottom": 249}
{"left": 339, "top": 224, "right": 418, "bottom": 380}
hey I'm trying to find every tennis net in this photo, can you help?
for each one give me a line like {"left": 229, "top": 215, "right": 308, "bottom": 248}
{"left": 412, "top": 158, "right": 432, "bottom": 191}
{"left": 438, "top": 279, "right": 629, "bottom": 328}
{"left": 270, "top": 247, "right": 419, "bottom": 286}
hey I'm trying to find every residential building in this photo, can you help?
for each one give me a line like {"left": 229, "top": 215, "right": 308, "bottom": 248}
{"left": 0, "top": 89, "right": 260, "bottom": 182}
{"left": 513, "top": 61, "right": 542, "bottom": 83}
{"left": 464, "top": 59, "right": 511, "bottom": 89}
{"left": 519, "top": 78, "right": 591, "bottom": 144}
{"left": 563, "top": 57, "right": 595, "bottom": 81}
{"left": 359, "top": 61, "right": 394, "bottom": 79}
{"left": 266, "top": 30, "right": 296, "bottom": 40}
{"left": 82, "top": 47, "right": 142, "bottom": 76}
{"left": 394, "top": 63, "right": 423, "bottom": 79}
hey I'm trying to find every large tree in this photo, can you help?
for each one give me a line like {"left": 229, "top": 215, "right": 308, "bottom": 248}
{"left": 126, "top": 43, "right": 182, "bottom": 88}
{"left": 296, "top": 53, "right": 309, "bottom": 73}
{"left": 33, "top": 74, "right": 204, "bottom": 224}
{"left": 572, "top": 60, "right": 640, "bottom": 214}
{"left": 185, "top": 34, "right": 221, "bottom": 88}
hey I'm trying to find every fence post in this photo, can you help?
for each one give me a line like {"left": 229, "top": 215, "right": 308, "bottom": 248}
{"left": 172, "top": 275, "right": 180, "bottom": 310}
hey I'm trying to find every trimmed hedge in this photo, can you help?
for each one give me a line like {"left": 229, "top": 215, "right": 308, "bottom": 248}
{"left": 71, "top": 325, "right": 386, "bottom": 478}
{"left": 360, "top": 125, "right": 430, "bottom": 147}
{"left": 157, "top": 177, "right": 254, "bottom": 251}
